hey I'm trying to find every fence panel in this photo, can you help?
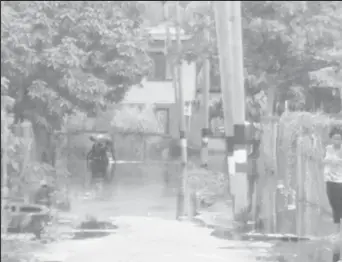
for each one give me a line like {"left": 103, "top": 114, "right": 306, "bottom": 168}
{"left": 257, "top": 113, "right": 336, "bottom": 238}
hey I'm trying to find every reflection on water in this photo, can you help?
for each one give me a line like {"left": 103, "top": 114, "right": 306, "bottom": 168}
{"left": 69, "top": 176, "right": 340, "bottom": 262}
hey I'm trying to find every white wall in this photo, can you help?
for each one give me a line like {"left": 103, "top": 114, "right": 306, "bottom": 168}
{"left": 122, "top": 61, "right": 196, "bottom": 105}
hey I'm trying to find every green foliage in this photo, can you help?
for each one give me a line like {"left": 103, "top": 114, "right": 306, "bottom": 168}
{"left": 187, "top": 165, "right": 227, "bottom": 202}
{"left": 1, "top": 99, "right": 69, "bottom": 202}
{"left": 1, "top": 1, "right": 151, "bottom": 130}
{"left": 111, "top": 105, "right": 164, "bottom": 134}
{"left": 110, "top": 105, "right": 166, "bottom": 163}
{"left": 142, "top": 1, "right": 342, "bottom": 119}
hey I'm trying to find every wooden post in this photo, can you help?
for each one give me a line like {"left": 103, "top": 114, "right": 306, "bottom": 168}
{"left": 163, "top": 2, "right": 172, "bottom": 192}
{"left": 175, "top": 1, "right": 189, "bottom": 220}
{"left": 296, "top": 137, "right": 304, "bottom": 237}
{"left": 337, "top": 224, "right": 342, "bottom": 259}
{"left": 213, "top": 2, "right": 235, "bottom": 209}
{"left": 19, "top": 121, "right": 33, "bottom": 203}
{"left": 1, "top": 108, "right": 9, "bottom": 234}
{"left": 271, "top": 122, "right": 278, "bottom": 232}
{"left": 200, "top": 10, "right": 211, "bottom": 169}
{"left": 163, "top": 2, "right": 177, "bottom": 109}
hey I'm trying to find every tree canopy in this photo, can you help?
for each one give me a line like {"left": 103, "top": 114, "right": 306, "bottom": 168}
{"left": 193, "top": 1, "right": 341, "bottom": 118}
{"left": 1, "top": 1, "right": 151, "bottom": 130}
{"left": 141, "top": 1, "right": 342, "bottom": 119}
{"left": 2, "top": 1, "right": 341, "bottom": 129}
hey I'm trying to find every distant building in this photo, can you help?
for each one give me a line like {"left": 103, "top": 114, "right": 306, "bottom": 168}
{"left": 122, "top": 25, "right": 197, "bottom": 137}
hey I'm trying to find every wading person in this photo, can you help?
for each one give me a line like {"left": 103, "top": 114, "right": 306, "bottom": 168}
{"left": 87, "top": 134, "right": 115, "bottom": 184}
{"left": 34, "top": 180, "right": 52, "bottom": 207}
{"left": 323, "top": 132, "right": 342, "bottom": 240}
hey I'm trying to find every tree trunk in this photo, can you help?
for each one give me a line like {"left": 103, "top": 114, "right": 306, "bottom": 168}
{"left": 32, "top": 124, "right": 56, "bottom": 166}
{"left": 266, "top": 86, "right": 276, "bottom": 116}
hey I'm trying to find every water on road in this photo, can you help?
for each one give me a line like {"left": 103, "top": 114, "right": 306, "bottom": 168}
{"left": 31, "top": 178, "right": 266, "bottom": 262}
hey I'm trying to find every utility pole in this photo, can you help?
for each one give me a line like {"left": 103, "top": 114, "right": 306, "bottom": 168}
{"left": 213, "top": 2, "right": 235, "bottom": 199}
{"left": 1, "top": 108, "right": 9, "bottom": 234}
{"left": 162, "top": 1, "right": 173, "bottom": 191}
{"left": 174, "top": 1, "right": 189, "bottom": 220}
{"left": 230, "top": 1, "right": 249, "bottom": 215}
{"left": 200, "top": 6, "right": 211, "bottom": 169}
{"left": 163, "top": 3, "right": 179, "bottom": 114}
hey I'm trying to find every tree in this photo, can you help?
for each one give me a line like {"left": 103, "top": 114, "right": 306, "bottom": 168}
{"left": 244, "top": 1, "right": 342, "bottom": 114}
{"left": 1, "top": 1, "right": 151, "bottom": 133}
{"left": 148, "top": 1, "right": 342, "bottom": 119}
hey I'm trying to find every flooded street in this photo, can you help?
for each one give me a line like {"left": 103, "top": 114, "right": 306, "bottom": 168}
{"left": 28, "top": 179, "right": 259, "bottom": 262}
{"left": 3, "top": 177, "right": 340, "bottom": 262}
{"left": 70, "top": 182, "right": 178, "bottom": 221}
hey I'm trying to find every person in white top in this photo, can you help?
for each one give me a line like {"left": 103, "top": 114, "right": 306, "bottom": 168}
{"left": 323, "top": 131, "right": 342, "bottom": 235}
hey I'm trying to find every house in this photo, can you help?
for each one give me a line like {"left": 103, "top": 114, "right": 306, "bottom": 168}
{"left": 122, "top": 25, "right": 197, "bottom": 138}
{"left": 121, "top": 25, "right": 233, "bottom": 172}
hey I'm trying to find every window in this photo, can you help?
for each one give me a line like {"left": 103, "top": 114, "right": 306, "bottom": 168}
{"left": 147, "top": 52, "right": 172, "bottom": 81}
{"left": 155, "top": 108, "right": 170, "bottom": 134}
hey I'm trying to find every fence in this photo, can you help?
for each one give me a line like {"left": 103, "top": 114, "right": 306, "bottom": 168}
{"left": 256, "top": 112, "right": 335, "bottom": 237}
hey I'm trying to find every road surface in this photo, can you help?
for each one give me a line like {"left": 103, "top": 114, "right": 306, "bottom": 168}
{"left": 33, "top": 182, "right": 267, "bottom": 262}
{"left": 36, "top": 216, "right": 264, "bottom": 262}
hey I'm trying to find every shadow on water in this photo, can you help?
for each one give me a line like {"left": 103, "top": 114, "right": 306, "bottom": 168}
{"left": 72, "top": 219, "right": 118, "bottom": 240}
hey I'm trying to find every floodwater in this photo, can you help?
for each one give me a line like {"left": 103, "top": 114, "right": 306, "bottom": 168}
{"left": 4, "top": 171, "right": 340, "bottom": 262}
{"left": 69, "top": 174, "right": 179, "bottom": 221}
{"left": 65, "top": 170, "right": 341, "bottom": 262}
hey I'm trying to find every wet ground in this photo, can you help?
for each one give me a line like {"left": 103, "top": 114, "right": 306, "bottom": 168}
{"left": 3, "top": 175, "right": 340, "bottom": 262}
{"left": 28, "top": 176, "right": 269, "bottom": 262}
{"left": 70, "top": 183, "right": 178, "bottom": 220}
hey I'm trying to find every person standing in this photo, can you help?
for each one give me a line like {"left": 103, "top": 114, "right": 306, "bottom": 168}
{"left": 323, "top": 131, "right": 342, "bottom": 237}
{"left": 34, "top": 180, "right": 53, "bottom": 208}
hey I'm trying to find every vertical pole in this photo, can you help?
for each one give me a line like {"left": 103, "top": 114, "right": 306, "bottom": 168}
{"left": 201, "top": 10, "right": 211, "bottom": 169}
{"left": 231, "top": 1, "right": 249, "bottom": 215}
{"left": 20, "top": 121, "right": 33, "bottom": 203}
{"left": 163, "top": 2, "right": 171, "bottom": 192}
{"left": 339, "top": 224, "right": 342, "bottom": 262}
{"left": 284, "top": 100, "right": 289, "bottom": 112}
{"left": 1, "top": 108, "right": 9, "bottom": 234}
{"left": 175, "top": 1, "right": 189, "bottom": 220}
{"left": 296, "top": 137, "right": 304, "bottom": 237}
{"left": 164, "top": 3, "right": 177, "bottom": 107}
{"left": 213, "top": 1, "right": 235, "bottom": 206}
